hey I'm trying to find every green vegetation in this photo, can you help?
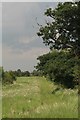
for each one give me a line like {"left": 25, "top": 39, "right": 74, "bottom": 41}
{"left": 2, "top": 69, "right": 16, "bottom": 84}
{"left": 2, "top": 2, "right": 79, "bottom": 118}
{"left": 37, "top": 2, "right": 80, "bottom": 89}
{"left": 0, "top": 67, "right": 2, "bottom": 82}
{"left": 0, "top": 67, "right": 2, "bottom": 119}
{"left": 2, "top": 77, "right": 78, "bottom": 118}
{"left": 37, "top": 2, "right": 80, "bottom": 57}
{"left": 36, "top": 50, "right": 79, "bottom": 88}
{"left": 2, "top": 68, "right": 31, "bottom": 84}
{"left": 31, "top": 70, "right": 43, "bottom": 76}
{"left": 13, "top": 69, "right": 30, "bottom": 77}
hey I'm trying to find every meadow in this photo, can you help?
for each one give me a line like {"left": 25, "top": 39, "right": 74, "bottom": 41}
{"left": 2, "top": 76, "right": 78, "bottom": 118}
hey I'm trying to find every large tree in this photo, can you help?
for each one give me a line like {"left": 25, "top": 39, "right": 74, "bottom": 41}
{"left": 36, "top": 2, "right": 80, "bottom": 88}
{"left": 37, "top": 2, "right": 80, "bottom": 57}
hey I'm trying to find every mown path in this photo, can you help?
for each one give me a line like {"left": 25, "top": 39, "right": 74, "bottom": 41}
{"left": 2, "top": 77, "right": 78, "bottom": 118}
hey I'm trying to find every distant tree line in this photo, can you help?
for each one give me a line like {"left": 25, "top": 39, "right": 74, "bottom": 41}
{"left": 13, "top": 69, "right": 30, "bottom": 77}
{"left": 12, "top": 69, "right": 42, "bottom": 77}
{"left": 0, "top": 67, "right": 42, "bottom": 84}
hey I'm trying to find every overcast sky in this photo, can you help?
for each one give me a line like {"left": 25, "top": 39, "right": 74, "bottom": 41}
{"left": 2, "top": 2, "right": 58, "bottom": 72}
{"left": 0, "top": 3, "right": 2, "bottom": 67}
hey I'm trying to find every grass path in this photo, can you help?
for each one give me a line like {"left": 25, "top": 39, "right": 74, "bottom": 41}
{"left": 2, "top": 77, "right": 78, "bottom": 118}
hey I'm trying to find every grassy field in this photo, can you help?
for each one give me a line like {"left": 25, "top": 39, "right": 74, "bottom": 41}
{"left": 2, "top": 76, "right": 78, "bottom": 118}
{"left": 0, "top": 82, "right": 2, "bottom": 120}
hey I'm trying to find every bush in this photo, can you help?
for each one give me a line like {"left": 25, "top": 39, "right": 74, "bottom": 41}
{"left": 36, "top": 50, "right": 79, "bottom": 88}
{"left": 31, "top": 70, "right": 43, "bottom": 76}
{"left": 22, "top": 71, "right": 30, "bottom": 77}
{"left": 0, "top": 67, "right": 3, "bottom": 82}
{"left": 2, "top": 70, "right": 16, "bottom": 84}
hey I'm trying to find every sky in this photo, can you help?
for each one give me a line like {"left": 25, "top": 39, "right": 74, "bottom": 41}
{"left": 2, "top": 2, "right": 58, "bottom": 72}
{"left": 0, "top": 3, "right": 2, "bottom": 67}
{"left": 1, "top": 0, "right": 74, "bottom": 2}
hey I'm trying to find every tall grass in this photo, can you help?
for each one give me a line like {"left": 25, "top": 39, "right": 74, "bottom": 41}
{"left": 2, "top": 77, "right": 78, "bottom": 118}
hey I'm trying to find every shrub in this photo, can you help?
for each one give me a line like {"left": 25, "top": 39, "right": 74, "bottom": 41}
{"left": 2, "top": 70, "right": 16, "bottom": 84}
{"left": 22, "top": 71, "right": 30, "bottom": 77}
{"left": 36, "top": 50, "right": 79, "bottom": 88}
{"left": 0, "top": 67, "right": 3, "bottom": 82}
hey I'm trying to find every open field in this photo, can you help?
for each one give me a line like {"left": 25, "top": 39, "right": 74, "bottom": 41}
{"left": 2, "top": 77, "right": 78, "bottom": 118}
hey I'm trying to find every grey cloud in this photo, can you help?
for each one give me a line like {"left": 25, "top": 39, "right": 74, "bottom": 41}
{"left": 2, "top": 2, "right": 57, "bottom": 71}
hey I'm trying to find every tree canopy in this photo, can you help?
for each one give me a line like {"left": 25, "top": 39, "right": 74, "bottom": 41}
{"left": 37, "top": 2, "right": 80, "bottom": 57}
{"left": 36, "top": 2, "right": 80, "bottom": 89}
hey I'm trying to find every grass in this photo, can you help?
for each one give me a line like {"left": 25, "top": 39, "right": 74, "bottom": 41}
{"left": 2, "top": 76, "right": 78, "bottom": 118}
{"left": 0, "top": 82, "right": 2, "bottom": 119}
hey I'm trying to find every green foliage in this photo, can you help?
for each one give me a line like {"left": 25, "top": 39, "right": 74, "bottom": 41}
{"left": 0, "top": 67, "right": 3, "bottom": 81}
{"left": 2, "top": 69, "right": 16, "bottom": 84}
{"left": 2, "top": 68, "right": 31, "bottom": 84}
{"left": 31, "top": 70, "right": 43, "bottom": 76}
{"left": 22, "top": 71, "right": 30, "bottom": 77}
{"left": 73, "top": 61, "right": 80, "bottom": 85}
{"left": 36, "top": 2, "right": 80, "bottom": 88}
{"left": 15, "top": 69, "right": 22, "bottom": 77}
{"left": 36, "top": 50, "right": 79, "bottom": 88}
{"left": 14, "top": 69, "right": 30, "bottom": 77}
{"left": 37, "top": 2, "right": 80, "bottom": 57}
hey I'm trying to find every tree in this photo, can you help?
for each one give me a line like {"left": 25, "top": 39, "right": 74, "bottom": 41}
{"left": 36, "top": 50, "right": 79, "bottom": 88}
{"left": 22, "top": 71, "right": 30, "bottom": 77}
{"left": 31, "top": 70, "right": 39, "bottom": 76}
{"left": 0, "top": 67, "right": 3, "bottom": 82}
{"left": 2, "top": 70, "right": 16, "bottom": 84}
{"left": 16, "top": 69, "right": 22, "bottom": 77}
{"left": 31, "top": 70, "right": 43, "bottom": 76}
{"left": 37, "top": 2, "right": 80, "bottom": 57}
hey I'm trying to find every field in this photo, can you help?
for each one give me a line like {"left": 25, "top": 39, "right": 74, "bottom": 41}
{"left": 2, "top": 77, "right": 78, "bottom": 118}
{"left": 0, "top": 82, "right": 2, "bottom": 120}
